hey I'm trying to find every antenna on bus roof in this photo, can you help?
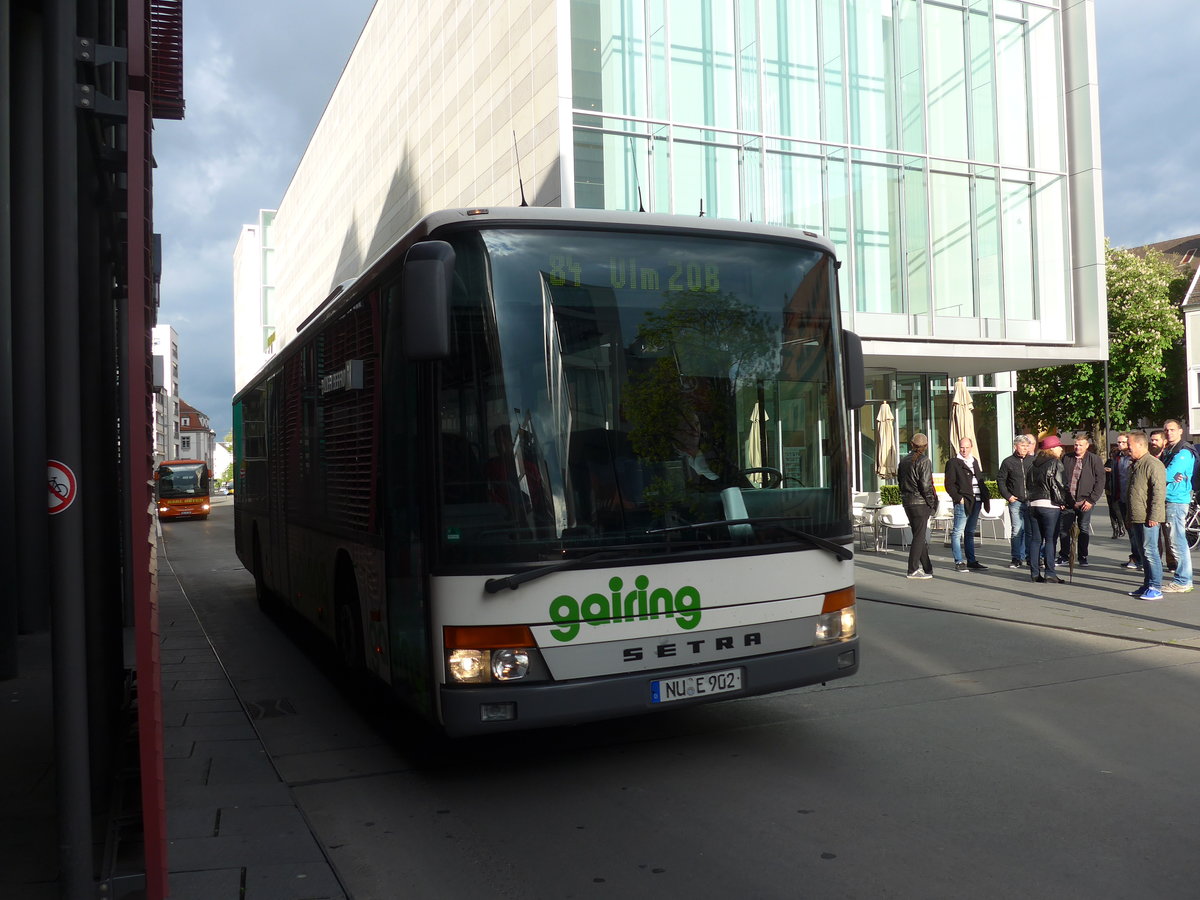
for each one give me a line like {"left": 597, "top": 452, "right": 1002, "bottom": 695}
{"left": 513, "top": 131, "right": 529, "bottom": 207}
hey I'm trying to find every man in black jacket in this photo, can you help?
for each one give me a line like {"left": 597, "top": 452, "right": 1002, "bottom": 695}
{"left": 1057, "top": 433, "right": 1106, "bottom": 566}
{"left": 997, "top": 434, "right": 1035, "bottom": 569}
{"left": 945, "top": 437, "right": 992, "bottom": 573}
{"left": 898, "top": 433, "right": 937, "bottom": 579}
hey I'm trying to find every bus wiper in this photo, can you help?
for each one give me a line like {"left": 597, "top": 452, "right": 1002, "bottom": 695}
{"left": 484, "top": 536, "right": 731, "bottom": 594}
{"left": 484, "top": 548, "right": 637, "bottom": 594}
{"left": 646, "top": 518, "right": 853, "bottom": 562}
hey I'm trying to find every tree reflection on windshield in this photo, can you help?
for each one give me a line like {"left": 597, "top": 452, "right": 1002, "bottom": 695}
{"left": 624, "top": 290, "right": 778, "bottom": 520}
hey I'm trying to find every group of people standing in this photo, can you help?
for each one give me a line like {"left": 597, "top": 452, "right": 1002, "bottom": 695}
{"left": 895, "top": 421, "right": 1196, "bottom": 601}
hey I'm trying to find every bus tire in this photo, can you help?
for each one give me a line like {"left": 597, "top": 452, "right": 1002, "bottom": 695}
{"left": 252, "top": 530, "right": 274, "bottom": 613}
{"left": 334, "top": 556, "right": 366, "bottom": 674}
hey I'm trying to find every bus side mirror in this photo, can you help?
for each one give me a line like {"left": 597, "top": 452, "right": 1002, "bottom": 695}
{"left": 842, "top": 330, "right": 866, "bottom": 409}
{"left": 400, "top": 241, "right": 455, "bottom": 361}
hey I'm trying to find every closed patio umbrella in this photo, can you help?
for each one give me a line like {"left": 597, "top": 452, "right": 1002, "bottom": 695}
{"left": 875, "top": 401, "right": 897, "bottom": 480}
{"left": 745, "top": 402, "right": 769, "bottom": 486}
{"left": 949, "top": 378, "right": 977, "bottom": 453}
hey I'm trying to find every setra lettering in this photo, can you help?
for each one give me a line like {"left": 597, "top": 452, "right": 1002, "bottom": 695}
{"left": 621, "top": 632, "right": 762, "bottom": 663}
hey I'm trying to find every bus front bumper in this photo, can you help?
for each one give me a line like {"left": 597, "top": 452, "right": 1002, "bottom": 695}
{"left": 438, "top": 639, "right": 858, "bottom": 736}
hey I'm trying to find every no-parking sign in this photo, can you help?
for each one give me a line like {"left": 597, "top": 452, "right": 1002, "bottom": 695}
{"left": 48, "top": 460, "right": 78, "bottom": 515}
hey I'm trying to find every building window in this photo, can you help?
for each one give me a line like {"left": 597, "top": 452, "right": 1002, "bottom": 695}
{"left": 182, "top": 416, "right": 190, "bottom": 426}
{"left": 181, "top": 435, "right": 191, "bottom": 451}
{"left": 570, "top": 0, "right": 1072, "bottom": 340}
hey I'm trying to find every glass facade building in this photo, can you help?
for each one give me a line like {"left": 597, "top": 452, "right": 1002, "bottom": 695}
{"left": 249, "top": 0, "right": 1102, "bottom": 485}
{"left": 567, "top": 0, "right": 1101, "bottom": 478}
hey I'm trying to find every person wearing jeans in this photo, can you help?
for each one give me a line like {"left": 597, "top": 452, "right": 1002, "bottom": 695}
{"left": 1125, "top": 431, "right": 1166, "bottom": 601}
{"left": 1057, "top": 433, "right": 1106, "bottom": 566}
{"left": 1025, "top": 435, "right": 1068, "bottom": 583}
{"left": 997, "top": 434, "right": 1035, "bottom": 567}
{"left": 1160, "top": 419, "right": 1195, "bottom": 592}
{"left": 945, "top": 437, "right": 992, "bottom": 573}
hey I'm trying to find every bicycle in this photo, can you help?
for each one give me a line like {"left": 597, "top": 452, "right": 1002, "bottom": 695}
{"left": 1186, "top": 500, "right": 1200, "bottom": 550}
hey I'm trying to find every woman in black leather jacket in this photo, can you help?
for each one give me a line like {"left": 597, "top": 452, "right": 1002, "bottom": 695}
{"left": 1025, "top": 436, "right": 1071, "bottom": 582}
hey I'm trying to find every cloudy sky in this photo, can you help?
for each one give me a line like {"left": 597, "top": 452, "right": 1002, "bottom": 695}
{"left": 153, "top": 1, "right": 1200, "bottom": 439}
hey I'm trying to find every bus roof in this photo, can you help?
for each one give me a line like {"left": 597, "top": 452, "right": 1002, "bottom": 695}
{"left": 236, "top": 207, "right": 840, "bottom": 401}
{"left": 363, "top": 207, "right": 837, "bottom": 291}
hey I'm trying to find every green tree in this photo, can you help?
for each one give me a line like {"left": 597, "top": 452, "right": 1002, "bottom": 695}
{"left": 1015, "top": 244, "right": 1187, "bottom": 440}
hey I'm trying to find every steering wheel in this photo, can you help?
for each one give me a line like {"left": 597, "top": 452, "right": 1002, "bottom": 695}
{"left": 739, "top": 467, "right": 783, "bottom": 488}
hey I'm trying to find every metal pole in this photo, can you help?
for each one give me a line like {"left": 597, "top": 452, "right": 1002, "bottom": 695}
{"left": 1103, "top": 359, "right": 1111, "bottom": 447}
{"left": 46, "top": 0, "right": 96, "bottom": 894}
{"left": 0, "top": 0, "right": 17, "bottom": 679}
{"left": 12, "top": 1, "right": 50, "bottom": 637}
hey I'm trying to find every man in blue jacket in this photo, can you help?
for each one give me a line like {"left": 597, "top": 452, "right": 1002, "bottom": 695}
{"left": 1160, "top": 419, "right": 1195, "bottom": 592}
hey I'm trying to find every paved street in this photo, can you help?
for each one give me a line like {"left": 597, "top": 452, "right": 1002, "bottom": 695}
{"left": 160, "top": 498, "right": 1200, "bottom": 899}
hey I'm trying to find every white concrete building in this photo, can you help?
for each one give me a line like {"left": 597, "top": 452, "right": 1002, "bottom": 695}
{"left": 232, "top": 210, "right": 277, "bottom": 388}
{"left": 152, "top": 324, "right": 180, "bottom": 463}
{"left": 236, "top": 0, "right": 1106, "bottom": 484}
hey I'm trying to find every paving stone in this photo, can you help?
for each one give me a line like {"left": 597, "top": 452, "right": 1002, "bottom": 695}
{"left": 243, "top": 863, "right": 348, "bottom": 899}
{"left": 168, "top": 678, "right": 238, "bottom": 700}
{"left": 167, "top": 807, "right": 219, "bottom": 840}
{"left": 168, "top": 866, "right": 243, "bottom": 900}
{"left": 168, "top": 829, "right": 326, "bottom": 870}
{"left": 167, "top": 782, "right": 295, "bottom": 810}
{"left": 167, "top": 722, "right": 259, "bottom": 744}
{"left": 206, "top": 752, "right": 280, "bottom": 785}
{"left": 217, "top": 805, "right": 312, "bottom": 837}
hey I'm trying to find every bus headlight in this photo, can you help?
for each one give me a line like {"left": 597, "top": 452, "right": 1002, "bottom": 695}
{"left": 444, "top": 626, "right": 538, "bottom": 684}
{"left": 447, "top": 648, "right": 532, "bottom": 683}
{"left": 490, "top": 648, "right": 530, "bottom": 681}
{"left": 448, "top": 649, "right": 488, "bottom": 683}
{"left": 815, "top": 604, "right": 856, "bottom": 644}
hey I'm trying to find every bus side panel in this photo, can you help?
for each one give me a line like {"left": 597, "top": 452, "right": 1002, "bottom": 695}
{"left": 265, "top": 372, "right": 292, "bottom": 603}
{"left": 283, "top": 523, "right": 391, "bottom": 684}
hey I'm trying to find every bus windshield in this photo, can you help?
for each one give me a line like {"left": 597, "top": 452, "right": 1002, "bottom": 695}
{"left": 434, "top": 227, "right": 850, "bottom": 566}
{"left": 157, "top": 462, "right": 209, "bottom": 499}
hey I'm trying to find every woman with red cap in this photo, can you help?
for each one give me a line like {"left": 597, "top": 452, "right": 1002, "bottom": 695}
{"left": 1025, "top": 435, "right": 1070, "bottom": 582}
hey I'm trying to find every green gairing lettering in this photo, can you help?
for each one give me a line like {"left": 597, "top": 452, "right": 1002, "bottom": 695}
{"left": 549, "top": 575, "right": 702, "bottom": 642}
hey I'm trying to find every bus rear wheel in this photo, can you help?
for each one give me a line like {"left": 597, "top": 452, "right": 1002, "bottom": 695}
{"left": 334, "top": 560, "right": 365, "bottom": 674}
{"left": 252, "top": 531, "right": 274, "bottom": 612}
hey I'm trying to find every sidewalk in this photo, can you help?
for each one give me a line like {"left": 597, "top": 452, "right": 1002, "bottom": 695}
{"left": 159, "top": 547, "right": 347, "bottom": 899}
{"left": 853, "top": 515, "right": 1200, "bottom": 650}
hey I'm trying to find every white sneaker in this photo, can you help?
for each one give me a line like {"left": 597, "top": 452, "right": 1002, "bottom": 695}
{"left": 906, "top": 571, "right": 933, "bottom": 580}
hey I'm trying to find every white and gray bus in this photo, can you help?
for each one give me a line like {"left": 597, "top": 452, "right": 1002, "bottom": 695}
{"left": 234, "top": 207, "right": 864, "bottom": 736}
